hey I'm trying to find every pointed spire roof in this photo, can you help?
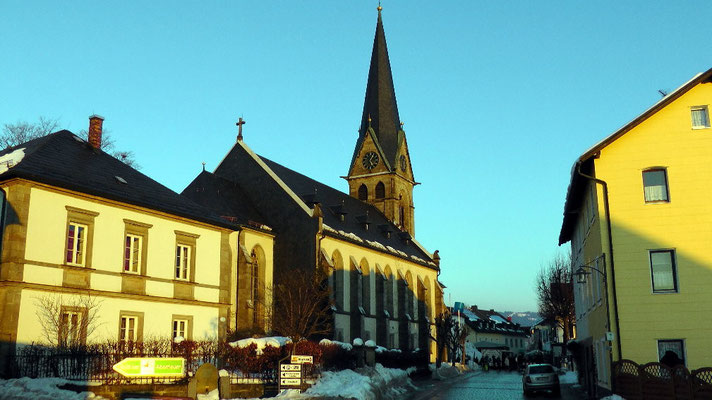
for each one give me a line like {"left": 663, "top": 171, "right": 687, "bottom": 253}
{"left": 351, "top": 7, "right": 402, "bottom": 170}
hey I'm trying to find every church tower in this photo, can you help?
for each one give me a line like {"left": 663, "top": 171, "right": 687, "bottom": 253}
{"left": 346, "top": 7, "right": 417, "bottom": 236}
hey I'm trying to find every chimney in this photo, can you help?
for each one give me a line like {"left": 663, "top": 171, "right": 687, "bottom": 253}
{"left": 88, "top": 115, "right": 104, "bottom": 149}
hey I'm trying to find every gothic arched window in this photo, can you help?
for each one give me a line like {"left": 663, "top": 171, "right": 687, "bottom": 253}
{"left": 358, "top": 184, "right": 368, "bottom": 201}
{"left": 375, "top": 181, "right": 385, "bottom": 199}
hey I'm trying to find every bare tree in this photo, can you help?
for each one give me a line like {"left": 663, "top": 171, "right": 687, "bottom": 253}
{"left": 433, "top": 309, "right": 467, "bottom": 366}
{"left": 268, "top": 267, "right": 333, "bottom": 343}
{"left": 536, "top": 253, "right": 575, "bottom": 343}
{"left": 34, "top": 292, "right": 103, "bottom": 348}
{"left": 1, "top": 117, "right": 59, "bottom": 149}
{"left": 2, "top": 117, "right": 139, "bottom": 168}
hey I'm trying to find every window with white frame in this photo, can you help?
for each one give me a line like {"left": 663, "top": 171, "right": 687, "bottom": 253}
{"left": 119, "top": 315, "right": 139, "bottom": 342}
{"left": 59, "top": 310, "right": 81, "bottom": 346}
{"left": 643, "top": 169, "right": 669, "bottom": 203}
{"left": 650, "top": 250, "right": 678, "bottom": 293}
{"left": 175, "top": 244, "right": 191, "bottom": 280}
{"left": 173, "top": 319, "right": 188, "bottom": 340}
{"left": 691, "top": 106, "right": 710, "bottom": 129}
{"left": 66, "top": 222, "right": 88, "bottom": 266}
{"left": 658, "top": 339, "right": 685, "bottom": 366}
{"left": 124, "top": 234, "right": 142, "bottom": 273}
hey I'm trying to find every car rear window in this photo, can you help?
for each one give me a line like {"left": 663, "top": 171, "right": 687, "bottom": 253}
{"left": 529, "top": 366, "right": 554, "bottom": 374}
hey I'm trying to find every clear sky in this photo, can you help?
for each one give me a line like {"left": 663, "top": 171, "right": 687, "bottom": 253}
{"left": 2, "top": 1, "right": 711, "bottom": 312}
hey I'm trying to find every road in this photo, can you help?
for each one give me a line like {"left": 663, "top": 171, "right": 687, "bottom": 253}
{"left": 404, "top": 370, "right": 586, "bottom": 400}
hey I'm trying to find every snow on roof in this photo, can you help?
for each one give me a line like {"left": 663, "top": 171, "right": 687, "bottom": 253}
{"left": 229, "top": 336, "right": 292, "bottom": 355}
{"left": 0, "top": 148, "right": 25, "bottom": 175}
{"left": 490, "top": 315, "right": 508, "bottom": 324}
{"left": 461, "top": 308, "right": 479, "bottom": 321}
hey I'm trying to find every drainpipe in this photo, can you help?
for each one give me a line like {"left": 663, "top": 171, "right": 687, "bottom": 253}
{"left": 576, "top": 161, "right": 623, "bottom": 361}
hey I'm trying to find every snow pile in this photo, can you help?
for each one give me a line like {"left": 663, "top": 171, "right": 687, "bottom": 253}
{"left": 197, "top": 388, "right": 219, "bottom": 400}
{"left": 601, "top": 396, "right": 626, "bottom": 400}
{"left": 229, "top": 336, "right": 292, "bottom": 354}
{"left": 319, "top": 338, "right": 353, "bottom": 351}
{"left": 0, "top": 377, "right": 107, "bottom": 400}
{"left": 559, "top": 370, "right": 578, "bottom": 384}
{"left": 304, "top": 363, "right": 414, "bottom": 400}
{"left": 364, "top": 339, "right": 376, "bottom": 348}
{"left": 0, "top": 148, "right": 25, "bottom": 175}
{"left": 431, "top": 362, "right": 461, "bottom": 380}
{"left": 352, "top": 338, "right": 364, "bottom": 346}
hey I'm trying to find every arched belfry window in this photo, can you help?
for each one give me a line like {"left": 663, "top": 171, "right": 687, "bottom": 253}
{"left": 358, "top": 184, "right": 368, "bottom": 201}
{"left": 375, "top": 181, "right": 385, "bottom": 199}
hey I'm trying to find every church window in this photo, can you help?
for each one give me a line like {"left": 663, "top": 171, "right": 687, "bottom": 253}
{"left": 375, "top": 182, "right": 385, "bottom": 199}
{"left": 358, "top": 184, "right": 368, "bottom": 201}
{"left": 399, "top": 206, "right": 405, "bottom": 229}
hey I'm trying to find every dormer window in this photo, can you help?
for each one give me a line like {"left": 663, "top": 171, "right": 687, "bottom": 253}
{"left": 691, "top": 106, "right": 710, "bottom": 129}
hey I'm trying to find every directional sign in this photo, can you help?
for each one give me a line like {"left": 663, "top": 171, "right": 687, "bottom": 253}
{"left": 280, "top": 378, "right": 301, "bottom": 386}
{"left": 291, "top": 355, "right": 313, "bottom": 364}
{"left": 281, "top": 371, "right": 301, "bottom": 378}
{"left": 281, "top": 363, "right": 301, "bottom": 371}
{"left": 113, "top": 357, "right": 185, "bottom": 377}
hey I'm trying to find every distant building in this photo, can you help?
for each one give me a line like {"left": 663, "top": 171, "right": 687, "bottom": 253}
{"left": 456, "top": 305, "right": 529, "bottom": 357}
{"left": 559, "top": 68, "right": 712, "bottom": 395}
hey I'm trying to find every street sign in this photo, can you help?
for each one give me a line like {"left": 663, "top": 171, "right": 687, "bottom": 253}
{"left": 278, "top": 362, "right": 303, "bottom": 391}
{"left": 280, "top": 363, "right": 302, "bottom": 371}
{"left": 291, "top": 355, "right": 313, "bottom": 364}
{"left": 280, "top": 378, "right": 301, "bottom": 386}
{"left": 280, "top": 371, "right": 301, "bottom": 378}
{"left": 112, "top": 357, "right": 184, "bottom": 377}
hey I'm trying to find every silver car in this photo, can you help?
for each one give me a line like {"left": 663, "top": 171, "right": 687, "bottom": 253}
{"left": 522, "top": 363, "right": 560, "bottom": 396}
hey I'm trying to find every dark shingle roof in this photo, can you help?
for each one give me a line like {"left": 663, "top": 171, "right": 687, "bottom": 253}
{"left": 0, "top": 130, "right": 237, "bottom": 230}
{"left": 259, "top": 156, "right": 436, "bottom": 268}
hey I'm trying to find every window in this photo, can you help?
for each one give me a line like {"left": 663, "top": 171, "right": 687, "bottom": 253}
{"left": 66, "top": 222, "right": 87, "bottom": 266}
{"left": 691, "top": 106, "right": 710, "bottom": 129}
{"left": 658, "top": 339, "right": 685, "bottom": 366}
{"left": 375, "top": 181, "right": 385, "bottom": 199}
{"left": 173, "top": 319, "right": 188, "bottom": 340}
{"left": 358, "top": 184, "right": 368, "bottom": 201}
{"left": 119, "top": 315, "right": 139, "bottom": 342}
{"left": 65, "top": 206, "right": 98, "bottom": 268}
{"left": 175, "top": 244, "right": 190, "bottom": 280}
{"left": 643, "top": 169, "right": 669, "bottom": 203}
{"left": 650, "top": 250, "right": 678, "bottom": 293}
{"left": 124, "top": 234, "right": 142, "bottom": 273}
{"left": 59, "top": 309, "right": 84, "bottom": 347}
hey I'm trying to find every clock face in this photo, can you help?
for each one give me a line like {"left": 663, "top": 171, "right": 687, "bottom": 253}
{"left": 362, "top": 152, "right": 379, "bottom": 170}
{"left": 399, "top": 155, "right": 407, "bottom": 172}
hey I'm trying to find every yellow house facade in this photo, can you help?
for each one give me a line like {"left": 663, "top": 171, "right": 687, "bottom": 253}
{"left": 0, "top": 120, "right": 274, "bottom": 377}
{"left": 559, "top": 69, "right": 712, "bottom": 393}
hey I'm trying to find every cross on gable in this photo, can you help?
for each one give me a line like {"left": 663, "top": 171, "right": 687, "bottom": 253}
{"left": 236, "top": 117, "right": 246, "bottom": 141}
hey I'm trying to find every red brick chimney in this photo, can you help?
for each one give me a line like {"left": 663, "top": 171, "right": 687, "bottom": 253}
{"left": 88, "top": 115, "right": 104, "bottom": 149}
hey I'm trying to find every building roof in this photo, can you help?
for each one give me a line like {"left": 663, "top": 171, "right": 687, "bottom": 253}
{"left": 558, "top": 68, "right": 712, "bottom": 245}
{"left": 0, "top": 130, "right": 239, "bottom": 230}
{"left": 351, "top": 9, "right": 404, "bottom": 172}
{"left": 259, "top": 156, "right": 437, "bottom": 269}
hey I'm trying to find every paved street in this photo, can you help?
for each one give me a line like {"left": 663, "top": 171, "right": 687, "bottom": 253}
{"left": 404, "top": 370, "right": 585, "bottom": 400}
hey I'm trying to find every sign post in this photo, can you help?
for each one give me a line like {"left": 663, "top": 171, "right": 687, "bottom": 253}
{"left": 278, "top": 363, "right": 302, "bottom": 391}
{"left": 113, "top": 357, "right": 185, "bottom": 378}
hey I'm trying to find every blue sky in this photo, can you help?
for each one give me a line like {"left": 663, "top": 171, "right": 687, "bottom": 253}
{"left": 2, "top": 1, "right": 711, "bottom": 312}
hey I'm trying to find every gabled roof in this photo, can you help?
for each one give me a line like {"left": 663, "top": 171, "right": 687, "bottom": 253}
{"left": 350, "top": 8, "right": 403, "bottom": 172}
{"left": 0, "top": 130, "right": 238, "bottom": 230}
{"left": 259, "top": 157, "right": 437, "bottom": 269}
{"left": 559, "top": 68, "right": 712, "bottom": 245}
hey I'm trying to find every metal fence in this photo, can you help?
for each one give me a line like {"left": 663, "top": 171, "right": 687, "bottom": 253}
{"left": 612, "top": 359, "right": 712, "bottom": 400}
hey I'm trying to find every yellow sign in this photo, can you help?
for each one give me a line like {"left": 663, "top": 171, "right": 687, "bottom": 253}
{"left": 290, "top": 355, "right": 313, "bottom": 364}
{"left": 112, "top": 357, "right": 184, "bottom": 377}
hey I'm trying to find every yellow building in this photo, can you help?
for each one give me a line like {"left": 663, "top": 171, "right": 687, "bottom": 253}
{"left": 559, "top": 69, "right": 712, "bottom": 394}
{"left": 0, "top": 116, "right": 274, "bottom": 376}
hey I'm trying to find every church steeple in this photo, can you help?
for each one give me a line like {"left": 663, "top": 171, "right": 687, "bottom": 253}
{"left": 354, "top": 6, "right": 402, "bottom": 169}
{"left": 346, "top": 7, "right": 417, "bottom": 236}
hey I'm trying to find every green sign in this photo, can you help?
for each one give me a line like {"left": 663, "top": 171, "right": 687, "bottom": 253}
{"left": 113, "top": 357, "right": 185, "bottom": 377}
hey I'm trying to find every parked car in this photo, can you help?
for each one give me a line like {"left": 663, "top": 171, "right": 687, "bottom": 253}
{"left": 522, "top": 363, "right": 560, "bottom": 396}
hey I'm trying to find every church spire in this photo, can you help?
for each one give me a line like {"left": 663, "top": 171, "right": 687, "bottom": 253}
{"left": 356, "top": 6, "right": 402, "bottom": 169}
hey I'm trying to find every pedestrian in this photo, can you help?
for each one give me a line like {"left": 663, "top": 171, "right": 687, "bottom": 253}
{"left": 504, "top": 355, "right": 510, "bottom": 371}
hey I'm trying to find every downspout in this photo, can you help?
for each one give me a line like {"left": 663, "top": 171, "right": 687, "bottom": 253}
{"left": 576, "top": 161, "right": 623, "bottom": 361}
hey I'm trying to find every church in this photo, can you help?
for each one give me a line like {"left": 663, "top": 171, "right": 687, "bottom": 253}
{"left": 182, "top": 7, "right": 445, "bottom": 355}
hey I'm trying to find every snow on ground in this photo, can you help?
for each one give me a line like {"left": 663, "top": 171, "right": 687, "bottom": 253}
{"left": 601, "top": 396, "right": 626, "bottom": 400}
{"left": 229, "top": 336, "right": 292, "bottom": 354}
{"left": 559, "top": 370, "right": 578, "bottom": 384}
{"left": 235, "top": 363, "right": 414, "bottom": 400}
{"left": 0, "top": 377, "right": 107, "bottom": 400}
